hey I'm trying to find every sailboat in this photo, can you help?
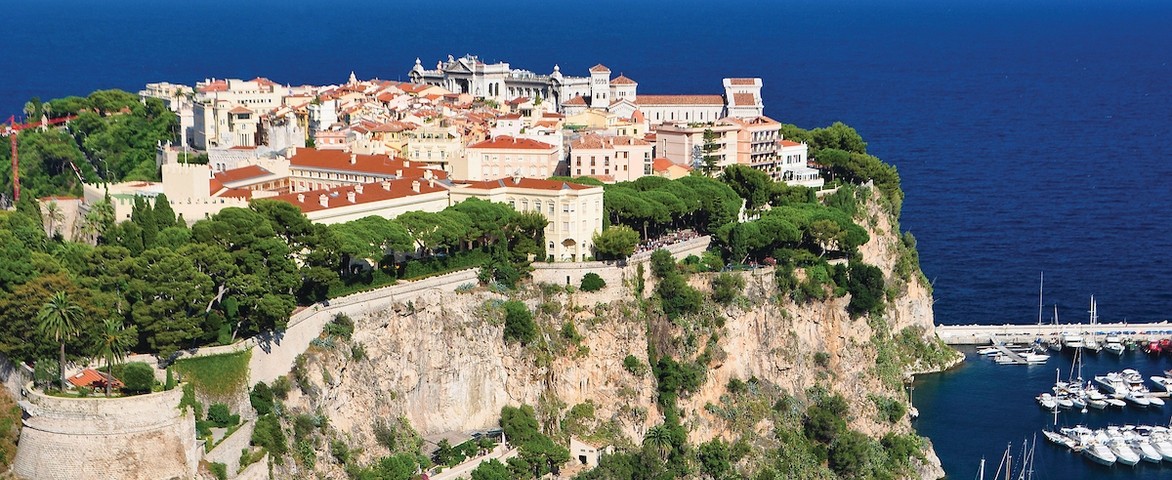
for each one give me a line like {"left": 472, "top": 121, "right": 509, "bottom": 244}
{"left": 1083, "top": 296, "right": 1103, "bottom": 353}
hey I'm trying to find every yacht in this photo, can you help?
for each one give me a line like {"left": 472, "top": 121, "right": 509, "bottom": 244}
{"left": 1150, "top": 375, "right": 1172, "bottom": 392}
{"left": 1108, "top": 438, "right": 1141, "bottom": 466}
{"left": 1062, "top": 332, "right": 1085, "bottom": 350}
{"left": 1125, "top": 390, "right": 1152, "bottom": 408}
{"left": 1083, "top": 442, "right": 1117, "bottom": 466}
{"left": 1094, "top": 373, "right": 1129, "bottom": 394}
{"left": 1055, "top": 394, "right": 1075, "bottom": 409}
{"left": 1150, "top": 438, "right": 1172, "bottom": 461}
{"left": 1104, "top": 335, "right": 1125, "bottom": 355}
{"left": 1037, "top": 393, "right": 1057, "bottom": 410}
{"left": 1131, "top": 439, "right": 1163, "bottom": 463}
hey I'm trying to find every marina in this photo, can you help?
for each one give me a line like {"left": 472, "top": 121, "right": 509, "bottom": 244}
{"left": 936, "top": 322, "right": 1172, "bottom": 346}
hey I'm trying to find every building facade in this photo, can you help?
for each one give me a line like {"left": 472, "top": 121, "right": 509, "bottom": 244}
{"left": 449, "top": 177, "right": 603, "bottom": 262}
{"left": 568, "top": 134, "right": 653, "bottom": 182}
{"left": 460, "top": 136, "right": 560, "bottom": 181}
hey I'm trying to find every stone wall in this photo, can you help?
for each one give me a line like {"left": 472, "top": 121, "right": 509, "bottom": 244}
{"left": 204, "top": 420, "right": 256, "bottom": 477}
{"left": 12, "top": 384, "right": 199, "bottom": 480}
{"left": 0, "top": 352, "right": 32, "bottom": 399}
{"left": 530, "top": 235, "right": 711, "bottom": 287}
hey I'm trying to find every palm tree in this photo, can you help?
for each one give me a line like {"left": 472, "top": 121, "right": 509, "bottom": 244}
{"left": 643, "top": 425, "right": 673, "bottom": 461}
{"left": 36, "top": 291, "right": 83, "bottom": 391}
{"left": 94, "top": 318, "right": 136, "bottom": 397}
{"left": 44, "top": 200, "right": 64, "bottom": 238}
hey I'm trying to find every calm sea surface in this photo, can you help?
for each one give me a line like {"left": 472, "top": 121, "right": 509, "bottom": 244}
{"left": 4, "top": 0, "right": 1172, "bottom": 477}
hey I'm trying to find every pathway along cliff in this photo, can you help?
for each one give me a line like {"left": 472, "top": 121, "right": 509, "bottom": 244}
{"left": 270, "top": 183, "right": 961, "bottom": 480}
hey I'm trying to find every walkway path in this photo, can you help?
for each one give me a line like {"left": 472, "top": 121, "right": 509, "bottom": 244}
{"left": 430, "top": 445, "right": 518, "bottom": 480}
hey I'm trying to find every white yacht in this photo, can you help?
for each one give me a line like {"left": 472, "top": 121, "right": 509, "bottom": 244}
{"left": 1037, "top": 393, "right": 1057, "bottom": 410}
{"left": 1151, "top": 438, "right": 1172, "bottom": 461}
{"left": 1061, "top": 332, "right": 1085, "bottom": 349}
{"left": 1132, "top": 439, "right": 1163, "bottom": 463}
{"left": 1104, "top": 335, "right": 1125, "bottom": 355}
{"left": 1150, "top": 375, "right": 1172, "bottom": 392}
{"left": 1083, "top": 442, "right": 1118, "bottom": 466}
{"left": 1108, "top": 438, "right": 1141, "bottom": 466}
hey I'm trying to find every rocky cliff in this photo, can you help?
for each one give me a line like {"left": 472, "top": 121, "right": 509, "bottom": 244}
{"left": 284, "top": 186, "right": 959, "bottom": 479}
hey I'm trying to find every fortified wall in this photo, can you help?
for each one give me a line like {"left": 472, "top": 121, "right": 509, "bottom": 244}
{"left": 12, "top": 385, "right": 199, "bottom": 480}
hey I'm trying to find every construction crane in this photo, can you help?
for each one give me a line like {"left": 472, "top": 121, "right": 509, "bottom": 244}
{"left": 2, "top": 114, "right": 78, "bottom": 203}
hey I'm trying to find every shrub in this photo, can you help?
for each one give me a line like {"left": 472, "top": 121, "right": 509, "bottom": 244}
{"left": 846, "top": 262, "right": 886, "bottom": 317}
{"left": 726, "top": 378, "right": 747, "bottom": 395}
{"left": 580, "top": 273, "right": 606, "bottom": 292}
{"left": 179, "top": 383, "right": 203, "bottom": 419}
{"left": 502, "top": 300, "right": 536, "bottom": 345}
{"left": 207, "top": 403, "right": 239, "bottom": 428}
{"left": 120, "top": 362, "right": 155, "bottom": 394}
{"left": 560, "top": 323, "right": 582, "bottom": 342}
{"left": 814, "top": 352, "right": 831, "bottom": 368}
{"left": 622, "top": 355, "right": 644, "bottom": 376}
{"left": 870, "top": 395, "right": 907, "bottom": 424}
{"left": 711, "top": 272, "right": 745, "bottom": 305}
{"left": 351, "top": 343, "right": 367, "bottom": 361}
{"left": 325, "top": 313, "right": 354, "bottom": 340}
{"left": 164, "top": 368, "right": 176, "bottom": 391}
{"left": 208, "top": 462, "right": 227, "bottom": 480}
{"left": 251, "top": 414, "right": 288, "bottom": 458}
{"left": 250, "top": 382, "right": 274, "bottom": 416}
{"left": 270, "top": 376, "right": 291, "bottom": 400}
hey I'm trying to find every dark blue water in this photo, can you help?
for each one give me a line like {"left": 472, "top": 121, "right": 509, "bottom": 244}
{"left": 5, "top": 0, "right": 1172, "bottom": 477}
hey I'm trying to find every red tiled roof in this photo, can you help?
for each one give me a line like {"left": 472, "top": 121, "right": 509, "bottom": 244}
{"left": 289, "top": 148, "right": 449, "bottom": 179}
{"left": 780, "top": 140, "right": 803, "bottom": 147}
{"left": 228, "top": 106, "right": 253, "bottom": 115}
{"left": 217, "top": 188, "right": 254, "bottom": 200}
{"left": 652, "top": 158, "right": 690, "bottom": 172}
{"left": 467, "top": 136, "right": 554, "bottom": 151}
{"left": 497, "top": 113, "right": 523, "bottom": 120}
{"left": 461, "top": 177, "right": 596, "bottom": 191}
{"left": 197, "top": 80, "right": 228, "bottom": 93}
{"left": 636, "top": 95, "right": 724, "bottom": 106}
{"left": 727, "top": 78, "right": 758, "bottom": 86}
{"left": 506, "top": 97, "right": 529, "bottom": 106}
{"left": 214, "top": 165, "right": 271, "bottom": 184}
{"left": 271, "top": 179, "right": 447, "bottom": 213}
{"left": 589, "top": 64, "right": 611, "bottom": 73}
{"left": 610, "top": 75, "right": 637, "bottom": 85}
{"left": 562, "top": 95, "right": 588, "bottom": 106}
{"left": 732, "top": 93, "right": 756, "bottom": 106}
{"left": 68, "top": 368, "right": 123, "bottom": 388}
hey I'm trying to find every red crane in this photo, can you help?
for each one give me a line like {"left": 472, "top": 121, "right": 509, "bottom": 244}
{"left": 3, "top": 114, "right": 77, "bottom": 203}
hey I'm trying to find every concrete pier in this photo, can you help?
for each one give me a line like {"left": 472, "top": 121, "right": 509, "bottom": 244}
{"left": 936, "top": 321, "right": 1172, "bottom": 345}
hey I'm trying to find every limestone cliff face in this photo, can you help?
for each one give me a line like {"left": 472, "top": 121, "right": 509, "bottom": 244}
{"left": 290, "top": 187, "right": 954, "bottom": 479}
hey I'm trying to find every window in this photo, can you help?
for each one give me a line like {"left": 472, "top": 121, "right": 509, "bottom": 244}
{"left": 562, "top": 222, "right": 570, "bottom": 232}
{"left": 535, "top": 200, "right": 542, "bottom": 212}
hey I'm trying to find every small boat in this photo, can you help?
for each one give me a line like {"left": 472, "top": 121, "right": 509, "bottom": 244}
{"left": 1109, "top": 438, "right": 1141, "bottom": 466}
{"left": 1106, "top": 398, "right": 1127, "bottom": 408}
{"left": 1043, "top": 430, "right": 1075, "bottom": 448}
{"left": 1084, "top": 337, "right": 1102, "bottom": 353}
{"left": 1132, "top": 440, "right": 1163, "bottom": 463}
{"left": 1150, "top": 438, "right": 1172, "bottom": 461}
{"left": 1023, "top": 352, "right": 1050, "bottom": 364}
{"left": 977, "top": 346, "right": 1001, "bottom": 356}
{"left": 1083, "top": 442, "right": 1117, "bottom": 466}
{"left": 1062, "top": 332, "right": 1085, "bottom": 350}
{"left": 1150, "top": 375, "right": 1172, "bottom": 392}
{"left": 1145, "top": 394, "right": 1165, "bottom": 407}
{"left": 1104, "top": 335, "right": 1125, "bottom": 355}
{"left": 1125, "top": 391, "right": 1151, "bottom": 408}
{"left": 1145, "top": 341, "right": 1163, "bottom": 355}
{"left": 1056, "top": 394, "right": 1075, "bottom": 409}
{"left": 1037, "top": 393, "right": 1057, "bottom": 410}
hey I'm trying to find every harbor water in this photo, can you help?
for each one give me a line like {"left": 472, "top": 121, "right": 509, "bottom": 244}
{"left": 3, "top": 1, "right": 1172, "bottom": 478}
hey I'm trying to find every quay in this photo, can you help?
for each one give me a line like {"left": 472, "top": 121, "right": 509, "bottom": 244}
{"left": 936, "top": 321, "right": 1172, "bottom": 345}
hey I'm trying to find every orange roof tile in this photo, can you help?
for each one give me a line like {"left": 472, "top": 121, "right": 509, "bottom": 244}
{"left": 732, "top": 93, "right": 757, "bottom": 106}
{"left": 68, "top": 368, "right": 123, "bottom": 388}
{"left": 213, "top": 165, "right": 271, "bottom": 184}
{"left": 460, "top": 177, "right": 596, "bottom": 191}
{"left": 271, "top": 179, "right": 447, "bottom": 213}
{"left": 636, "top": 95, "right": 724, "bottom": 105}
{"left": 289, "top": 148, "right": 449, "bottom": 179}
{"left": 467, "top": 136, "right": 555, "bottom": 150}
{"left": 228, "top": 106, "right": 253, "bottom": 115}
{"left": 780, "top": 140, "right": 803, "bottom": 147}
{"left": 589, "top": 64, "right": 611, "bottom": 73}
{"left": 506, "top": 96, "right": 529, "bottom": 105}
{"left": 562, "top": 95, "right": 588, "bottom": 106}
{"left": 610, "top": 75, "right": 637, "bottom": 85}
{"left": 727, "top": 78, "right": 758, "bottom": 86}
{"left": 571, "top": 134, "right": 650, "bottom": 149}
{"left": 652, "top": 158, "right": 691, "bottom": 172}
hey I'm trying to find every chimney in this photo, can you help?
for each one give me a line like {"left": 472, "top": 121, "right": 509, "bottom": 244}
{"left": 349, "top": 153, "right": 357, "bottom": 164}
{"left": 354, "top": 184, "right": 364, "bottom": 194}
{"left": 428, "top": 178, "right": 435, "bottom": 188}
{"left": 411, "top": 180, "right": 420, "bottom": 193}
{"left": 395, "top": 169, "right": 402, "bottom": 177}
{"left": 346, "top": 191, "right": 356, "bottom": 203}
{"left": 318, "top": 194, "right": 328, "bottom": 207}
{"left": 381, "top": 180, "right": 391, "bottom": 190}
{"left": 403, "top": 160, "right": 411, "bottom": 168}
{"left": 423, "top": 169, "right": 433, "bottom": 180}
{"left": 297, "top": 193, "right": 305, "bottom": 203}
{"left": 512, "top": 174, "right": 521, "bottom": 185}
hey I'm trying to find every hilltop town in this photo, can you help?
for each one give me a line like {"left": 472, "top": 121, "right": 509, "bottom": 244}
{"left": 0, "top": 55, "right": 951, "bottom": 480}
{"left": 110, "top": 55, "right": 822, "bottom": 262}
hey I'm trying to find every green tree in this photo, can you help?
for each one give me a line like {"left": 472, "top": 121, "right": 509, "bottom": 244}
{"left": 580, "top": 273, "right": 606, "bottom": 292}
{"left": 93, "top": 318, "right": 137, "bottom": 396}
{"left": 471, "top": 458, "right": 510, "bottom": 480}
{"left": 721, "top": 164, "right": 772, "bottom": 210}
{"left": 711, "top": 272, "right": 745, "bottom": 306}
{"left": 36, "top": 291, "right": 83, "bottom": 391}
{"left": 701, "top": 128, "right": 721, "bottom": 175}
{"left": 698, "top": 438, "right": 732, "bottom": 479}
{"left": 592, "top": 225, "right": 640, "bottom": 260}
{"left": 119, "top": 362, "right": 155, "bottom": 394}
{"left": 502, "top": 300, "right": 536, "bottom": 345}
{"left": 643, "top": 425, "right": 672, "bottom": 461}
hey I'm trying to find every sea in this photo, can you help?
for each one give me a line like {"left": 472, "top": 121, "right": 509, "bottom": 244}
{"left": 3, "top": 0, "right": 1172, "bottom": 478}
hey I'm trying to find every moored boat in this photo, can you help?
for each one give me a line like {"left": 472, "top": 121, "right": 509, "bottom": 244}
{"left": 1037, "top": 393, "right": 1057, "bottom": 410}
{"left": 1132, "top": 439, "right": 1162, "bottom": 463}
{"left": 1150, "top": 375, "right": 1172, "bottom": 392}
{"left": 1083, "top": 443, "right": 1117, "bottom": 466}
{"left": 1108, "top": 438, "right": 1141, "bottom": 466}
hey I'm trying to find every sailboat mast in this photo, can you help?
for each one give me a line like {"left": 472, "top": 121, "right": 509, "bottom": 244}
{"left": 1037, "top": 272, "right": 1044, "bottom": 325}
{"left": 977, "top": 457, "right": 985, "bottom": 480}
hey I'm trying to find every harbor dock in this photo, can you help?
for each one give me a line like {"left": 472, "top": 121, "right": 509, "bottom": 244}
{"left": 936, "top": 321, "right": 1172, "bottom": 345}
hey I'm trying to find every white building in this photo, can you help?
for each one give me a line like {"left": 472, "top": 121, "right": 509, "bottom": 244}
{"left": 449, "top": 176, "right": 603, "bottom": 262}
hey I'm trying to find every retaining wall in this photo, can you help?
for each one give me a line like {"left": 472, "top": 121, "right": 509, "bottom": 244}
{"left": 531, "top": 236, "right": 712, "bottom": 287}
{"left": 12, "top": 384, "right": 199, "bottom": 480}
{"left": 204, "top": 419, "right": 256, "bottom": 477}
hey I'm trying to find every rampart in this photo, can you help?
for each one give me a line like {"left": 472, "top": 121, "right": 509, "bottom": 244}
{"left": 530, "top": 235, "right": 711, "bottom": 286}
{"left": 12, "top": 384, "right": 199, "bottom": 480}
